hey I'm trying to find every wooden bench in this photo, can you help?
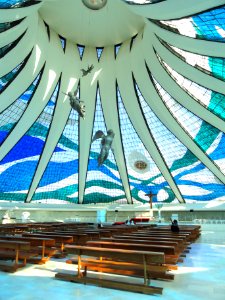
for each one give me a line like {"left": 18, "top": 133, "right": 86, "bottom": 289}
{"left": 100, "top": 237, "right": 183, "bottom": 251}
{"left": 86, "top": 240, "right": 176, "bottom": 255}
{"left": 43, "top": 231, "right": 89, "bottom": 245}
{"left": 115, "top": 234, "right": 189, "bottom": 245}
{"left": 114, "top": 234, "right": 189, "bottom": 248}
{"left": 134, "top": 230, "right": 194, "bottom": 242}
{"left": 85, "top": 239, "right": 182, "bottom": 265}
{"left": 55, "top": 230, "right": 100, "bottom": 240}
{"left": 22, "top": 233, "right": 73, "bottom": 256}
{"left": 147, "top": 226, "right": 201, "bottom": 241}
{"left": 97, "top": 237, "right": 188, "bottom": 270}
{"left": 111, "top": 235, "right": 188, "bottom": 250}
{"left": 56, "top": 245, "right": 164, "bottom": 294}
{"left": 0, "top": 225, "right": 29, "bottom": 234}
{"left": 133, "top": 231, "right": 190, "bottom": 238}
{"left": 0, "top": 235, "right": 55, "bottom": 263}
{"left": 0, "top": 239, "right": 37, "bottom": 272}
{"left": 124, "top": 233, "right": 189, "bottom": 244}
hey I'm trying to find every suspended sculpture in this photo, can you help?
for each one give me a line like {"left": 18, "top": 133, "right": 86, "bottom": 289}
{"left": 81, "top": 64, "right": 94, "bottom": 77}
{"left": 92, "top": 129, "right": 115, "bottom": 166}
{"left": 63, "top": 87, "right": 85, "bottom": 119}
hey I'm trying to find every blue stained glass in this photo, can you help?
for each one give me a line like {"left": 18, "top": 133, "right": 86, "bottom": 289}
{"left": 35, "top": 106, "right": 79, "bottom": 203}
{"left": 117, "top": 86, "right": 174, "bottom": 203}
{"left": 0, "top": 42, "right": 13, "bottom": 58}
{"left": 0, "top": 81, "right": 58, "bottom": 201}
{"left": 96, "top": 47, "right": 103, "bottom": 60}
{"left": 37, "top": 160, "right": 78, "bottom": 187}
{"left": 0, "top": 161, "right": 39, "bottom": 192}
{"left": 0, "top": 72, "right": 41, "bottom": 146}
{"left": 0, "top": 134, "right": 63, "bottom": 165}
{"left": 77, "top": 44, "right": 85, "bottom": 59}
{"left": 59, "top": 36, "right": 66, "bottom": 51}
{"left": 114, "top": 44, "right": 121, "bottom": 58}
{"left": 0, "top": 0, "right": 38, "bottom": 8}
{"left": 0, "top": 22, "right": 11, "bottom": 33}
{"left": 149, "top": 76, "right": 225, "bottom": 201}
{"left": 192, "top": 6, "right": 225, "bottom": 42}
{"left": 0, "top": 62, "right": 23, "bottom": 92}
{"left": 83, "top": 88, "right": 125, "bottom": 204}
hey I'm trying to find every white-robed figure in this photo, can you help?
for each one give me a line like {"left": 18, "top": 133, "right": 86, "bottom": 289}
{"left": 92, "top": 129, "right": 115, "bottom": 166}
{"left": 63, "top": 87, "right": 85, "bottom": 119}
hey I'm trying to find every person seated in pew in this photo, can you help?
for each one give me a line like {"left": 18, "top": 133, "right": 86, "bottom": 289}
{"left": 126, "top": 219, "right": 134, "bottom": 225}
{"left": 170, "top": 219, "right": 180, "bottom": 233}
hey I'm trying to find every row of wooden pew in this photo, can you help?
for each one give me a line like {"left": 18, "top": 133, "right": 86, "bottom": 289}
{"left": 0, "top": 222, "right": 201, "bottom": 295}
{"left": 60, "top": 224, "right": 199, "bottom": 294}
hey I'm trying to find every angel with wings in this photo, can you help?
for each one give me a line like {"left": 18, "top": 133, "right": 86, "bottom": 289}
{"left": 63, "top": 87, "right": 85, "bottom": 119}
{"left": 92, "top": 129, "right": 115, "bottom": 166}
{"left": 81, "top": 64, "right": 94, "bottom": 77}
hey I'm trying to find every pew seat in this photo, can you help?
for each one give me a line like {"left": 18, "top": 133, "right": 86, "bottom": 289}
{"left": 56, "top": 245, "right": 165, "bottom": 295}
{"left": 0, "top": 240, "right": 38, "bottom": 272}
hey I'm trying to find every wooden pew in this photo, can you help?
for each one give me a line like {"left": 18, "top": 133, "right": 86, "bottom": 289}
{"left": 52, "top": 230, "right": 100, "bottom": 240}
{"left": 56, "top": 245, "right": 164, "bottom": 295}
{"left": 31, "top": 231, "right": 89, "bottom": 245}
{"left": 114, "top": 234, "right": 189, "bottom": 249}
{"left": 134, "top": 231, "right": 190, "bottom": 238}
{"left": 44, "top": 231, "right": 89, "bottom": 245}
{"left": 99, "top": 236, "right": 186, "bottom": 267}
{"left": 112, "top": 234, "right": 188, "bottom": 249}
{"left": 0, "top": 235, "right": 55, "bottom": 263}
{"left": 115, "top": 233, "right": 188, "bottom": 242}
{"left": 0, "top": 240, "right": 36, "bottom": 272}
{"left": 100, "top": 237, "right": 183, "bottom": 251}
{"left": 85, "top": 239, "right": 182, "bottom": 265}
{"left": 111, "top": 234, "right": 189, "bottom": 266}
{"left": 146, "top": 226, "right": 201, "bottom": 241}
{"left": 67, "top": 241, "right": 174, "bottom": 280}
{"left": 22, "top": 233, "right": 73, "bottom": 257}
{"left": 0, "top": 225, "right": 29, "bottom": 234}
{"left": 135, "top": 228, "right": 197, "bottom": 242}
{"left": 124, "top": 233, "right": 189, "bottom": 244}
{"left": 86, "top": 240, "right": 176, "bottom": 255}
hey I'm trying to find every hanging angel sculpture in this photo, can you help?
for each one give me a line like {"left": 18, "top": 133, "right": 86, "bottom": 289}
{"left": 63, "top": 87, "right": 85, "bottom": 119}
{"left": 92, "top": 129, "right": 115, "bottom": 166}
{"left": 81, "top": 64, "right": 94, "bottom": 77}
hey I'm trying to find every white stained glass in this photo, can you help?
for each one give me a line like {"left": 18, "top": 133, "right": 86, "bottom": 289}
{"left": 161, "top": 60, "right": 212, "bottom": 108}
{"left": 170, "top": 45, "right": 211, "bottom": 71}
{"left": 152, "top": 77, "right": 203, "bottom": 140}
{"left": 160, "top": 19, "right": 196, "bottom": 37}
{"left": 36, "top": 173, "right": 79, "bottom": 193}
{"left": 136, "top": 82, "right": 188, "bottom": 168}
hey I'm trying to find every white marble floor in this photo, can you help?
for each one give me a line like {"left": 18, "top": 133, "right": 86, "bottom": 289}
{"left": 0, "top": 224, "right": 225, "bottom": 300}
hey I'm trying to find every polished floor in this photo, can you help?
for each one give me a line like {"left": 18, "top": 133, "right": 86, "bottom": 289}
{"left": 0, "top": 224, "right": 225, "bottom": 300}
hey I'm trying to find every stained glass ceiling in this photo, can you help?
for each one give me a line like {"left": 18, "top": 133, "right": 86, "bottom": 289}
{"left": 0, "top": 0, "right": 225, "bottom": 205}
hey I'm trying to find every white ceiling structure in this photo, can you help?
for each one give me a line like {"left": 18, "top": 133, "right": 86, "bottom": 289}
{"left": 0, "top": 0, "right": 225, "bottom": 205}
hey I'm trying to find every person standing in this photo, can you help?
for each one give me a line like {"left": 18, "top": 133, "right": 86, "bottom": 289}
{"left": 171, "top": 219, "right": 180, "bottom": 232}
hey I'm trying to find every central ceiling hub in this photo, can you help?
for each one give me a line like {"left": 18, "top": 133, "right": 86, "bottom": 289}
{"left": 82, "top": 0, "right": 107, "bottom": 10}
{"left": 39, "top": 0, "right": 145, "bottom": 47}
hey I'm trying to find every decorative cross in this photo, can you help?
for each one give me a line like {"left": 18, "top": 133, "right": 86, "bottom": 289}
{"left": 145, "top": 192, "right": 157, "bottom": 210}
